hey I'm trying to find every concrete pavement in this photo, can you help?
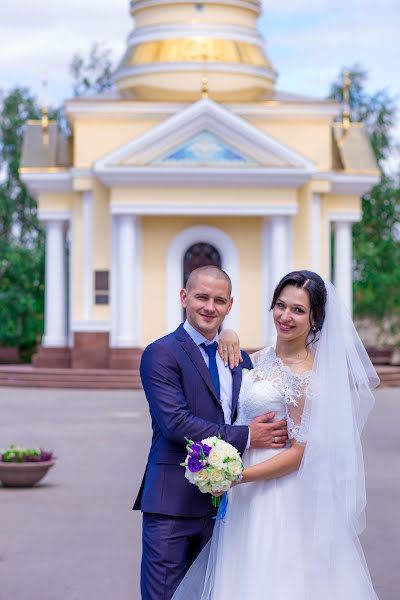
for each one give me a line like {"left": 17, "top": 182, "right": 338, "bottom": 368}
{"left": 0, "top": 386, "right": 398, "bottom": 600}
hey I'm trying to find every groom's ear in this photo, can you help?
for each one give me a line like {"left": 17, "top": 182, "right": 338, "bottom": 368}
{"left": 180, "top": 288, "right": 188, "bottom": 308}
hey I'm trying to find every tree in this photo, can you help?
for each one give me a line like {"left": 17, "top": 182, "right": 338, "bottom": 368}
{"left": 0, "top": 87, "right": 45, "bottom": 359}
{"left": 70, "top": 42, "right": 114, "bottom": 97}
{"left": 329, "top": 65, "right": 400, "bottom": 333}
{"left": 0, "top": 87, "right": 42, "bottom": 245}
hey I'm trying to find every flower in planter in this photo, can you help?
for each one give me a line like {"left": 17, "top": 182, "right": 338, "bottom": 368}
{"left": 1, "top": 444, "right": 55, "bottom": 463}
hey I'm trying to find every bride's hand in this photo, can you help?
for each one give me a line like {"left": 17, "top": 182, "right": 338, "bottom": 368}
{"left": 218, "top": 329, "right": 243, "bottom": 368}
{"left": 211, "top": 491, "right": 225, "bottom": 497}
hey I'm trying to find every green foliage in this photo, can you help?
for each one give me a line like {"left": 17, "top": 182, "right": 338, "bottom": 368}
{"left": 328, "top": 64, "right": 397, "bottom": 165}
{"left": 0, "top": 87, "right": 45, "bottom": 357}
{"left": 1, "top": 444, "right": 54, "bottom": 462}
{"left": 70, "top": 42, "right": 114, "bottom": 97}
{"left": 329, "top": 66, "right": 400, "bottom": 327}
{"left": 0, "top": 87, "right": 41, "bottom": 245}
{"left": 353, "top": 177, "right": 400, "bottom": 322}
{"left": 0, "top": 240, "right": 44, "bottom": 358}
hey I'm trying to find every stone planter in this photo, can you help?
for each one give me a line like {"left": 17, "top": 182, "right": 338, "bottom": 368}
{"left": 0, "top": 460, "right": 55, "bottom": 487}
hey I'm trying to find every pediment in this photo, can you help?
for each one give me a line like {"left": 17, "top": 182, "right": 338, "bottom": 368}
{"left": 94, "top": 98, "right": 315, "bottom": 173}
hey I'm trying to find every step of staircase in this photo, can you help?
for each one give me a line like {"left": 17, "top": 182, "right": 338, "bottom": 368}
{"left": 376, "top": 366, "right": 400, "bottom": 388}
{"left": 0, "top": 364, "right": 398, "bottom": 390}
{"left": 0, "top": 366, "right": 142, "bottom": 390}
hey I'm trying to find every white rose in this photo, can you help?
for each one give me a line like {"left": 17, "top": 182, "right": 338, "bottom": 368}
{"left": 198, "top": 482, "right": 212, "bottom": 494}
{"left": 185, "top": 469, "right": 196, "bottom": 484}
{"left": 228, "top": 461, "right": 243, "bottom": 477}
{"left": 209, "top": 469, "right": 225, "bottom": 485}
{"left": 193, "top": 468, "right": 210, "bottom": 484}
{"left": 224, "top": 444, "right": 240, "bottom": 459}
{"left": 201, "top": 436, "right": 217, "bottom": 447}
{"left": 208, "top": 447, "right": 225, "bottom": 469}
{"left": 211, "top": 479, "right": 231, "bottom": 493}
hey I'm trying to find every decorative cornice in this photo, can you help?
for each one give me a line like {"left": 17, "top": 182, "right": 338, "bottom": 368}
{"left": 38, "top": 210, "right": 72, "bottom": 222}
{"left": 98, "top": 167, "right": 311, "bottom": 188}
{"left": 328, "top": 211, "right": 361, "bottom": 224}
{"left": 20, "top": 171, "right": 73, "bottom": 196}
{"left": 321, "top": 172, "right": 380, "bottom": 196}
{"left": 127, "top": 25, "right": 263, "bottom": 47}
{"left": 115, "top": 62, "right": 275, "bottom": 80}
{"left": 131, "top": 0, "right": 260, "bottom": 14}
{"left": 65, "top": 99, "right": 339, "bottom": 122}
{"left": 110, "top": 201, "right": 298, "bottom": 216}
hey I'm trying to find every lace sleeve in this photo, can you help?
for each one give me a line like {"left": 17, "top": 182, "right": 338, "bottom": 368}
{"left": 283, "top": 373, "right": 312, "bottom": 445}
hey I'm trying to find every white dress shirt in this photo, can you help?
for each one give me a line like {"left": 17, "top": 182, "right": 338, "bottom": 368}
{"left": 183, "top": 321, "right": 251, "bottom": 448}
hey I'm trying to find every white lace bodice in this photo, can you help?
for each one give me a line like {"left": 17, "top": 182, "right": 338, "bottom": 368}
{"left": 235, "top": 346, "right": 312, "bottom": 443}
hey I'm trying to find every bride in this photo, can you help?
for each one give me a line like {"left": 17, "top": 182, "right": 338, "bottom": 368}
{"left": 172, "top": 270, "right": 379, "bottom": 599}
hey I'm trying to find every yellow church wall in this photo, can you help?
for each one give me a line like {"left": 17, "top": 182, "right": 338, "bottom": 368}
{"left": 73, "top": 119, "right": 160, "bottom": 167}
{"left": 92, "top": 182, "right": 111, "bottom": 321}
{"left": 292, "top": 184, "right": 313, "bottom": 270}
{"left": 37, "top": 192, "right": 76, "bottom": 213}
{"left": 71, "top": 194, "right": 83, "bottom": 323}
{"left": 324, "top": 195, "right": 361, "bottom": 213}
{"left": 249, "top": 120, "right": 332, "bottom": 171}
{"left": 141, "top": 216, "right": 263, "bottom": 348}
{"left": 133, "top": 4, "right": 257, "bottom": 28}
{"left": 319, "top": 194, "right": 362, "bottom": 277}
{"left": 111, "top": 186, "right": 297, "bottom": 208}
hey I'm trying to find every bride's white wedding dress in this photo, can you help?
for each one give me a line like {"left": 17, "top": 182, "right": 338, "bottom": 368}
{"left": 173, "top": 346, "right": 378, "bottom": 600}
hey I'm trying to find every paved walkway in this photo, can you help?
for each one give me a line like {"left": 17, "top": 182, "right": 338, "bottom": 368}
{"left": 0, "top": 386, "right": 398, "bottom": 600}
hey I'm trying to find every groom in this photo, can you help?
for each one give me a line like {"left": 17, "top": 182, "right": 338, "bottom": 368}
{"left": 134, "top": 265, "right": 288, "bottom": 599}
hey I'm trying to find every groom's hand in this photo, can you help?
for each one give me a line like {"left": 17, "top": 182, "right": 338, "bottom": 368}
{"left": 249, "top": 412, "right": 288, "bottom": 449}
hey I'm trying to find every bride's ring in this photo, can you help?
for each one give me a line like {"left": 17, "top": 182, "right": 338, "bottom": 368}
{"left": 273, "top": 436, "right": 279, "bottom": 444}
{"left": 223, "top": 347, "right": 227, "bottom": 351}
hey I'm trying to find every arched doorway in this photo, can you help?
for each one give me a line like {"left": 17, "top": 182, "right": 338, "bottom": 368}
{"left": 183, "top": 242, "right": 222, "bottom": 287}
{"left": 166, "top": 225, "right": 239, "bottom": 331}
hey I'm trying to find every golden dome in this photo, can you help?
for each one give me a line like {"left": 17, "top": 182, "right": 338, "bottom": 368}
{"left": 115, "top": 1, "right": 277, "bottom": 101}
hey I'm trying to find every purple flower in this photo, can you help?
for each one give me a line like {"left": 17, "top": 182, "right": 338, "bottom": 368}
{"left": 201, "top": 443, "right": 212, "bottom": 457}
{"left": 189, "top": 442, "right": 212, "bottom": 461}
{"left": 187, "top": 456, "right": 205, "bottom": 473}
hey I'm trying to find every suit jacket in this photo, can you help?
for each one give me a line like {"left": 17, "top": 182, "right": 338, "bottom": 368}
{"left": 133, "top": 324, "right": 252, "bottom": 517}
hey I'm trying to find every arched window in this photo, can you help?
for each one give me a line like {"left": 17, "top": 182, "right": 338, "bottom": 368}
{"left": 183, "top": 242, "right": 222, "bottom": 287}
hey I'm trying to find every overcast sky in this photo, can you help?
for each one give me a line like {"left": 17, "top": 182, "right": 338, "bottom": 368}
{"left": 1, "top": 0, "right": 399, "bottom": 153}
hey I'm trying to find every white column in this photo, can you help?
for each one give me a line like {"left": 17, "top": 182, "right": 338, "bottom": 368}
{"left": 311, "top": 193, "right": 321, "bottom": 272}
{"left": 42, "top": 220, "right": 68, "bottom": 347}
{"left": 263, "top": 215, "right": 291, "bottom": 346}
{"left": 334, "top": 220, "right": 353, "bottom": 313}
{"left": 113, "top": 214, "right": 141, "bottom": 347}
{"left": 82, "top": 191, "right": 93, "bottom": 321}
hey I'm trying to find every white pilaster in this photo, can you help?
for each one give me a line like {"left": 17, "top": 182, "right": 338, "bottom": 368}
{"left": 42, "top": 220, "right": 68, "bottom": 347}
{"left": 82, "top": 191, "right": 93, "bottom": 320}
{"left": 113, "top": 214, "right": 141, "bottom": 347}
{"left": 261, "top": 218, "right": 271, "bottom": 346}
{"left": 334, "top": 220, "right": 353, "bottom": 313}
{"left": 263, "top": 215, "right": 291, "bottom": 346}
{"left": 311, "top": 193, "right": 321, "bottom": 272}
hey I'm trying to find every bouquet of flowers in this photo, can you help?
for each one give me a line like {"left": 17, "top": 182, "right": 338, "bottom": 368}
{"left": 181, "top": 436, "right": 243, "bottom": 507}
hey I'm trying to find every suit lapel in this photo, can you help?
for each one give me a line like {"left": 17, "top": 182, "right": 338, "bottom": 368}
{"left": 230, "top": 367, "right": 242, "bottom": 423}
{"left": 175, "top": 325, "right": 221, "bottom": 404}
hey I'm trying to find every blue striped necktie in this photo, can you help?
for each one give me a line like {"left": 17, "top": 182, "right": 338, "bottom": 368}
{"left": 201, "top": 341, "right": 221, "bottom": 400}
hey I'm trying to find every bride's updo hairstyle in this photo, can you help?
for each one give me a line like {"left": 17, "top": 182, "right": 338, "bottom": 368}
{"left": 270, "top": 270, "right": 327, "bottom": 345}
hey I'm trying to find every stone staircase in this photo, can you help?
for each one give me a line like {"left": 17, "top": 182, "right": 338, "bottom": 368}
{"left": 0, "top": 366, "right": 142, "bottom": 390}
{"left": 0, "top": 364, "right": 399, "bottom": 390}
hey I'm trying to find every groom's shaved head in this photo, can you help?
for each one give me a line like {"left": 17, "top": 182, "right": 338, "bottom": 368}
{"left": 186, "top": 266, "right": 232, "bottom": 296}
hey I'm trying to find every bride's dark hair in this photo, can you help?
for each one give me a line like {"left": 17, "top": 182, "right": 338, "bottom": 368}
{"left": 270, "top": 270, "right": 327, "bottom": 344}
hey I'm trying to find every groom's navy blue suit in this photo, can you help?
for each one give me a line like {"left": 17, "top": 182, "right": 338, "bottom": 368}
{"left": 134, "top": 324, "right": 252, "bottom": 599}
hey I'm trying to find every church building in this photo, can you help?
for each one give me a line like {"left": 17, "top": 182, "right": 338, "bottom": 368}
{"left": 20, "top": 0, "right": 379, "bottom": 369}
